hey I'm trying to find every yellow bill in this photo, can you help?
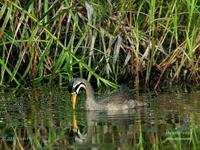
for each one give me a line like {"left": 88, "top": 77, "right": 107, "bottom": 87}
{"left": 71, "top": 92, "right": 77, "bottom": 110}
{"left": 72, "top": 113, "right": 78, "bottom": 132}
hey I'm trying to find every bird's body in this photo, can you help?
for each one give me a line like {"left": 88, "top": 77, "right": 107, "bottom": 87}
{"left": 68, "top": 78, "right": 147, "bottom": 111}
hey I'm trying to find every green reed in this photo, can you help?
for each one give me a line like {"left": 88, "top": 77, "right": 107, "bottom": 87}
{"left": 0, "top": 0, "right": 200, "bottom": 90}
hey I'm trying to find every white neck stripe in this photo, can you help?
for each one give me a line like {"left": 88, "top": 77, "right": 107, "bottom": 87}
{"left": 74, "top": 83, "right": 86, "bottom": 94}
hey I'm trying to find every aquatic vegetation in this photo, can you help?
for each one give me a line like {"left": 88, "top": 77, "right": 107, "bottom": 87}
{"left": 0, "top": 0, "right": 200, "bottom": 90}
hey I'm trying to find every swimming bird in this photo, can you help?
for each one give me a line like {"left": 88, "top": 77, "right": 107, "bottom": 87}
{"left": 68, "top": 78, "right": 147, "bottom": 111}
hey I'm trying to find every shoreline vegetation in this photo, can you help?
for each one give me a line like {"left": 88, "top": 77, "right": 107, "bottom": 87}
{"left": 1, "top": 0, "right": 200, "bottom": 91}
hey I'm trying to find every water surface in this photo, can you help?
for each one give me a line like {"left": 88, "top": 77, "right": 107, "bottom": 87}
{"left": 0, "top": 88, "right": 200, "bottom": 149}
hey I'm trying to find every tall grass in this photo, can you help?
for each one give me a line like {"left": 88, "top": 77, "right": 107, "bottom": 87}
{"left": 0, "top": 0, "right": 200, "bottom": 90}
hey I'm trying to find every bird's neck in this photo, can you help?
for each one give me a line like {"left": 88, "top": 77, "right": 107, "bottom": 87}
{"left": 85, "top": 84, "right": 97, "bottom": 110}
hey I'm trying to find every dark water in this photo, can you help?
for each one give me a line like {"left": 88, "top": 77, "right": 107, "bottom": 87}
{"left": 0, "top": 88, "right": 200, "bottom": 149}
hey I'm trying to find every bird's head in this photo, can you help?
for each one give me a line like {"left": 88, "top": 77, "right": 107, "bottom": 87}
{"left": 68, "top": 78, "right": 86, "bottom": 110}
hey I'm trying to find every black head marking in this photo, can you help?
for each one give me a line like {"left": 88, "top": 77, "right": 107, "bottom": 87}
{"left": 68, "top": 80, "right": 74, "bottom": 93}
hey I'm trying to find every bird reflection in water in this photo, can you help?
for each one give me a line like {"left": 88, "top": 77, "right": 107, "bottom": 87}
{"left": 68, "top": 109, "right": 147, "bottom": 149}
